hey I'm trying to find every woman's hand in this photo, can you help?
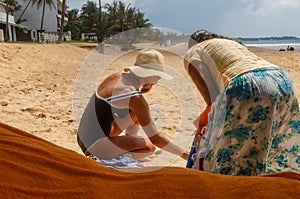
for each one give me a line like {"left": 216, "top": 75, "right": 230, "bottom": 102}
{"left": 180, "top": 150, "right": 190, "bottom": 160}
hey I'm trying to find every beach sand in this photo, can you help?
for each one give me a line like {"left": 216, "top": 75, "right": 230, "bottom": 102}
{"left": 1, "top": 42, "right": 299, "bottom": 168}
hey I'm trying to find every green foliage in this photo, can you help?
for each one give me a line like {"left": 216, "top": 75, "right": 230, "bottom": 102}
{"left": 66, "top": 0, "right": 189, "bottom": 45}
{"left": 64, "top": 9, "right": 81, "bottom": 40}
{"left": 67, "top": 0, "right": 153, "bottom": 41}
{"left": 79, "top": 1, "right": 99, "bottom": 33}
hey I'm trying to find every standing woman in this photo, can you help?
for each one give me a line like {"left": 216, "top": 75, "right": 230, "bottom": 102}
{"left": 77, "top": 49, "right": 189, "bottom": 161}
{"left": 184, "top": 30, "right": 300, "bottom": 175}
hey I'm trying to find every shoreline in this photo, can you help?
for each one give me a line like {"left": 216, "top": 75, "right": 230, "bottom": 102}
{"left": 245, "top": 43, "right": 300, "bottom": 51}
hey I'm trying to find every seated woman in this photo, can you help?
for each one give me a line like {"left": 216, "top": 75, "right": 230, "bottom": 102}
{"left": 184, "top": 30, "right": 300, "bottom": 175}
{"left": 77, "top": 49, "right": 189, "bottom": 161}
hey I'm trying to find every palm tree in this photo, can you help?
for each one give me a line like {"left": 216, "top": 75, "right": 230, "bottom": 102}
{"left": 98, "top": 0, "right": 103, "bottom": 43}
{"left": 57, "top": 0, "right": 66, "bottom": 43}
{"left": 64, "top": 9, "right": 81, "bottom": 40}
{"left": 117, "top": 1, "right": 127, "bottom": 32}
{"left": 104, "top": 1, "right": 152, "bottom": 36}
{"left": 31, "top": 0, "right": 55, "bottom": 33}
{"left": 132, "top": 10, "right": 152, "bottom": 28}
{"left": 41, "top": 0, "right": 55, "bottom": 32}
{"left": 64, "top": 1, "right": 152, "bottom": 42}
{"left": 103, "top": 1, "right": 119, "bottom": 36}
{"left": 80, "top": 1, "right": 98, "bottom": 34}
{"left": 15, "top": 0, "right": 32, "bottom": 24}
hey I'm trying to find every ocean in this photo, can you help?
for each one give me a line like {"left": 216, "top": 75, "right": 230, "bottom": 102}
{"left": 240, "top": 38, "right": 300, "bottom": 51}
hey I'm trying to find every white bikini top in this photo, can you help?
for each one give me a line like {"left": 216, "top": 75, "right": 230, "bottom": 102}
{"left": 95, "top": 90, "right": 141, "bottom": 103}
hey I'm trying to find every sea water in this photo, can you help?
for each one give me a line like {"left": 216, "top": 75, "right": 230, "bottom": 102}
{"left": 240, "top": 38, "right": 300, "bottom": 51}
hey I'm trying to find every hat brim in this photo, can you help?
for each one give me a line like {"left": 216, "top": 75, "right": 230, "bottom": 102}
{"left": 124, "top": 66, "right": 173, "bottom": 80}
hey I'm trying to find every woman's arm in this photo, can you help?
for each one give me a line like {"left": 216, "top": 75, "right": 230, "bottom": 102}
{"left": 187, "top": 60, "right": 223, "bottom": 105}
{"left": 187, "top": 61, "right": 211, "bottom": 105}
{"left": 129, "top": 96, "right": 189, "bottom": 159}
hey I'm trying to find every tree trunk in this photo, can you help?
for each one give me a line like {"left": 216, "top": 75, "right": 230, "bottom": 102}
{"left": 98, "top": 0, "right": 102, "bottom": 42}
{"left": 5, "top": 3, "right": 9, "bottom": 41}
{"left": 40, "top": 0, "right": 46, "bottom": 32}
{"left": 57, "top": 0, "right": 66, "bottom": 44}
{"left": 16, "top": 0, "right": 32, "bottom": 24}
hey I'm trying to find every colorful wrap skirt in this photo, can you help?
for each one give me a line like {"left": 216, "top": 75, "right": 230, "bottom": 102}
{"left": 195, "top": 68, "right": 300, "bottom": 175}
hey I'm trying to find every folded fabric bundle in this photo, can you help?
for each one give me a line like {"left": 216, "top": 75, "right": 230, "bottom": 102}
{"left": 90, "top": 153, "right": 144, "bottom": 169}
{"left": 0, "top": 122, "right": 299, "bottom": 199}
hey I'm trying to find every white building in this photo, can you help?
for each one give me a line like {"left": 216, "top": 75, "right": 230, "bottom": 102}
{"left": 0, "top": 1, "right": 30, "bottom": 41}
{"left": 14, "top": 0, "right": 69, "bottom": 42}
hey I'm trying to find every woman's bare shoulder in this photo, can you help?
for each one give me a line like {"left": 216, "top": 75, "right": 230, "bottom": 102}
{"left": 101, "top": 72, "right": 122, "bottom": 82}
{"left": 98, "top": 72, "right": 124, "bottom": 97}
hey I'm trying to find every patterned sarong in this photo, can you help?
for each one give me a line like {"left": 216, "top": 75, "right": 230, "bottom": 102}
{"left": 195, "top": 68, "right": 300, "bottom": 175}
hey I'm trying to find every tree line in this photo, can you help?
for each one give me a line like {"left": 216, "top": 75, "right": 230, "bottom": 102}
{"left": 3, "top": 0, "right": 187, "bottom": 44}
{"left": 65, "top": 1, "right": 188, "bottom": 45}
{"left": 65, "top": 1, "right": 152, "bottom": 41}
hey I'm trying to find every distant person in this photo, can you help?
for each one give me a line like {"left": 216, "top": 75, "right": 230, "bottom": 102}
{"left": 287, "top": 46, "right": 295, "bottom": 51}
{"left": 184, "top": 29, "right": 300, "bottom": 175}
{"left": 77, "top": 48, "right": 189, "bottom": 161}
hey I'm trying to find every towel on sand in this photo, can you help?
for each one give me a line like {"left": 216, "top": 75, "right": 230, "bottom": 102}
{"left": 0, "top": 122, "right": 299, "bottom": 199}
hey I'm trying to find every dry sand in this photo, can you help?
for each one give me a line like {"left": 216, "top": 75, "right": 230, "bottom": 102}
{"left": 1, "top": 42, "right": 299, "bottom": 168}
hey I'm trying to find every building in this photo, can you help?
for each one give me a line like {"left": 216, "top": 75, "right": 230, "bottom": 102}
{"left": 0, "top": 1, "right": 31, "bottom": 41}
{"left": 14, "top": 0, "right": 69, "bottom": 42}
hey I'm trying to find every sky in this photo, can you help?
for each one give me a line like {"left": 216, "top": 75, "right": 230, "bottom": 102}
{"left": 68, "top": 0, "right": 300, "bottom": 38}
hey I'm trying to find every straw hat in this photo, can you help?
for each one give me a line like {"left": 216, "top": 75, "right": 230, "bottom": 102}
{"left": 124, "top": 49, "right": 173, "bottom": 80}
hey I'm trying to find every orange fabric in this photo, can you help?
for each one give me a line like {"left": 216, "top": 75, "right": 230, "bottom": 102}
{"left": 197, "top": 105, "right": 211, "bottom": 132}
{"left": 0, "top": 122, "right": 300, "bottom": 199}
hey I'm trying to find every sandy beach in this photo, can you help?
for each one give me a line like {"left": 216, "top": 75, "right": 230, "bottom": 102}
{"left": 1, "top": 42, "right": 299, "bottom": 168}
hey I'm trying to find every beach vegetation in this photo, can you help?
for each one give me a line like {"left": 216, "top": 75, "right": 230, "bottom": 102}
{"left": 63, "top": 1, "right": 188, "bottom": 47}
{"left": 63, "top": 8, "right": 81, "bottom": 40}
{"left": 64, "top": 1, "right": 152, "bottom": 42}
{"left": 79, "top": 1, "right": 99, "bottom": 36}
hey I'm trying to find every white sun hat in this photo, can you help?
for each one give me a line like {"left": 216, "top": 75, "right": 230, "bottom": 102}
{"left": 124, "top": 49, "right": 173, "bottom": 80}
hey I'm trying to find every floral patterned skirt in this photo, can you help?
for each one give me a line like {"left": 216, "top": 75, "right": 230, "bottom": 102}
{"left": 198, "top": 68, "right": 300, "bottom": 175}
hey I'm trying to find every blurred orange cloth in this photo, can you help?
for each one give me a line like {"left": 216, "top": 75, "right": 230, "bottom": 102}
{"left": 0, "top": 122, "right": 300, "bottom": 199}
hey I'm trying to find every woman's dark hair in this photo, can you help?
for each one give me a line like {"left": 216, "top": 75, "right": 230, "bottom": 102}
{"left": 188, "top": 29, "right": 243, "bottom": 48}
